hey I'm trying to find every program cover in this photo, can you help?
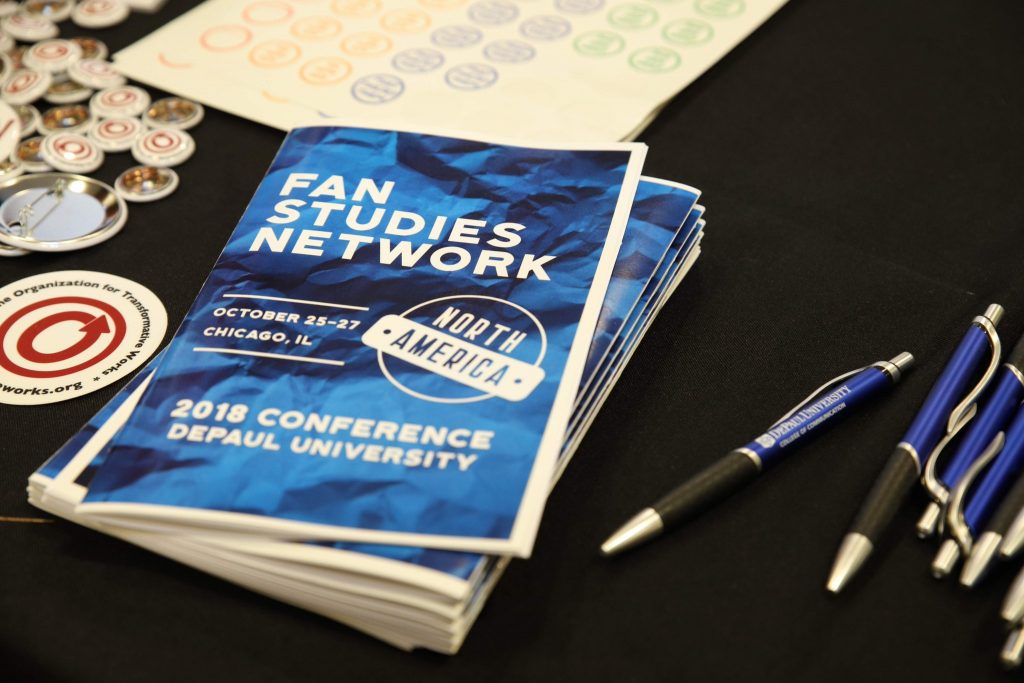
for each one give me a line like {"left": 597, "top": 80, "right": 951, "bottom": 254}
{"left": 78, "top": 126, "right": 645, "bottom": 556}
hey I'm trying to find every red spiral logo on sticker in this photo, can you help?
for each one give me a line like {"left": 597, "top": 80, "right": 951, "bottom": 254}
{"left": 98, "top": 120, "right": 133, "bottom": 139}
{"left": 103, "top": 89, "right": 136, "bottom": 106}
{"left": 83, "top": 61, "right": 112, "bottom": 76}
{"left": 54, "top": 135, "right": 96, "bottom": 161}
{"left": 0, "top": 296, "right": 127, "bottom": 379}
{"left": 9, "top": 15, "right": 46, "bottom": 29}
{"left": 33, "top": 44, "right": 68, "bottom": 60}
{"left": 6, "top": 72, "right": 40, "bottom": 94}
{"left": 143, "top": 130, "right": 180, "bottom": 152}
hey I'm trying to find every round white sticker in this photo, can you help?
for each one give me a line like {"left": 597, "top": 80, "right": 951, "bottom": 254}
{"left": 0, "top": 270, "right": 167, "bottom": 405}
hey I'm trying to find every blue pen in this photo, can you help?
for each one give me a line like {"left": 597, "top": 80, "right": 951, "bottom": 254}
{"left": 917, "top": 331, "right": 1024, "bottom": 538}
{"left": 827, "top": 304, "right": 1004, "bottom": 593}
{"left": 600, "top": 352, "right": 914, "bottom": 557}
{"left": 924, "top": 402, "right": 1024, "bottom": 583}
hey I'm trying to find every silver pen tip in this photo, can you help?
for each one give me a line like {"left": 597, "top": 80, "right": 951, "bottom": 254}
{"left": 826, "top": 534, "right": 873, "bottom": 594}
{"left": 1000, "top": 509, "right": 1024, "bottom": 559}
{"left": 916, "top": 502, "right": 942, "bottom": 539}
{"left": 931, "top": 539, "right": 961, "bottom": 579}
{"left": 960, "top": 532, "right": 1002, "bottom": 588}
{"left": 1002, "top": 568, "right": 1024, "bottom": 622}
{"left": 1002, "top": 626, "right": 1024, "bottom": 669}
{"left": 600, "top": 507, "right": 664, "bottom": 557}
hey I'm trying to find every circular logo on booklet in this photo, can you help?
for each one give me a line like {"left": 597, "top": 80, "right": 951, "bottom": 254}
{"left": 363, "top": 295, "right": 547, "bottom": 404}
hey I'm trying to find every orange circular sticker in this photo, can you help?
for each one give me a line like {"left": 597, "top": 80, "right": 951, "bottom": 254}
{"left": 248, "top": 40, "right": 302, "bottom": 68}
{"left": 290, "top": 16, "right": 343, "bottom": 41}
{"left": 299, "top": 56, "right": 352, "bottom": 85}
{"left": 242, "top": 1, "right": 293, "bottom": 25}
{"left": 199, "top": 25, "right": 253, "bottom": 52}
{"left": 380, "top": 8, "right": 431, "bottom": 33}
{"left": 340, "top": 32, "right": 392, "bottom": 57}
{"left": 330, "top": 0, "right": 381, "bottom": 17}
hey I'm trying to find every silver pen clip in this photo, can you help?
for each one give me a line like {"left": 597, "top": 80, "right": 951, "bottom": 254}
{"left": 768, "top": 365, "right": 869, "bottom": 429}
{"left": 930, "top": 431, "right": 1005, "bottom": 578}
{"left": 946, "top": 306, "right": 1003, "bottom": 434}
{"left": 918, "top": 403, "right": 978, "bottom": 536}
{"left": 946, "top": 430, "right": 1006, "bottom": 555}
{"left": 918, "top": 305, "right": 1004, "bottom": 538}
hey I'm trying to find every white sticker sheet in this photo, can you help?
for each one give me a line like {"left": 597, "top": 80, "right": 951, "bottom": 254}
{"left": 114, "top": 0, "right": 787, "bottom": 141}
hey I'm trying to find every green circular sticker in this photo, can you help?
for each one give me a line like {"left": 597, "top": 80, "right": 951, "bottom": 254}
{"left": 574, "top": 30, "right": 626, "bottom": 57}
{"left": 662, "top": 18, "right": 714, "bottom": 45}
{"left": 607, "top": 3, "right": 659, "bottom": 30}
{"left": 629, "top": 46, "right": 681, "bottom": 73}
{"left": 695, "top": 0, "right": 745, "bottom": 18}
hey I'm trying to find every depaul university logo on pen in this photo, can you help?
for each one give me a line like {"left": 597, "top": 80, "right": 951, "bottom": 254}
{"left": 362, "top": 295, "right": 546, "bottom": 403}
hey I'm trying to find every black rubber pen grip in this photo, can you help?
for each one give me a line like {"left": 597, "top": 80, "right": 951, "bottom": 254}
{"left": 653, "top": 451, "right": 760, "bottom": 526}
{"left": 849, "top": 447, "right": 920, "bottom": 541}
{"left": 989, "top": 469, "right": 1024, "bottom": 535}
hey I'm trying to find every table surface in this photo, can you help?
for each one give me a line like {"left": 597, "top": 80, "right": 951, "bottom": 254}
{"left": 3, "top": 1, "right": 1024, "bottom": 681}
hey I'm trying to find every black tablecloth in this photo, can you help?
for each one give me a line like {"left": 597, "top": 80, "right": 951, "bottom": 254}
{"left": 3, "top": 1, "right": 1024, "bottom": 680}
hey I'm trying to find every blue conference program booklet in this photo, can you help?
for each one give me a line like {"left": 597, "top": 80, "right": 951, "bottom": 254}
{"left": 35, "top": 176, "right": 699, "bottom": 604}
{"left": 78, "top": 126, "right": 646, "bottom": 557}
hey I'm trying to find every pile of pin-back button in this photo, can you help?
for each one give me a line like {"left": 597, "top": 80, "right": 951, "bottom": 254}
{"left": 0, "top": 0, "right": 202, "bottom": 256}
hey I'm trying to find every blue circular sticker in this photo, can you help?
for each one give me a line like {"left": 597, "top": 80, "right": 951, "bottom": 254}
{"left": 445, "top": 63, "right": 498, "bottom": 90}
{"left": 351, "top": 74, "right": 405, "bottom": 104}
{"left": 391, "top": 48, "right": 445, "bottom": 73}
{"left": 482, "top": 40, "right": 536, "bottom": 63}
{"left": 554, "top": 0, "right": 605, "bottom": 14}
{"left": 519, "top": 15, "right": 572, "bottom": 41}
{"left": 467, "top": 0, "right": 519, "bottom": 25}
{"left": 431, "top": 25, "right": 484, "bottom": 48}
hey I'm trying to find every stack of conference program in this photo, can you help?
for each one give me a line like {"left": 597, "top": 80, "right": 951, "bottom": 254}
{"left": 28, "top": 127, "right": 706, "bottom": 653}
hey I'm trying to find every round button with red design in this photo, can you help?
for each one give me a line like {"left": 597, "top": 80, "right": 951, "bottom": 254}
{"left": 90, "top": 85, "right": 150, "bottom": 118}
{"left": 68, "top": 58, "right": 126, "bottom": 89}
{"left": 1, "top": 68, "right": 53, "bottom": 105}
{"left": 23, "top": 39, "right": 83, "bottom": 74}
{"left": 1, "top": 11, "right": 59, "bottom": 42}
{"left": 40, "top": 132, "right": 104, "bottom": 173}
{"left": 88, "top": 116, "right": 143, "bottom": 152}
{"left": 72, "top": 0, "right": 129, "bottom": 29}
{"left": 131, "top": 127, "right": 195, "bottom": 168}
